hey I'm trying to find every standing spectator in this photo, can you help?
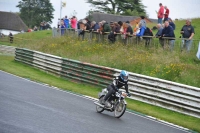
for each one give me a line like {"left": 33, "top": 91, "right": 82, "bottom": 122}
{"left": 43, "top": 22, "right": 47, "bottom": 30}
{"left": 9, "top": 32, "right": 13, "bottom": 43}
{"left": 157, "top": 3, "right": 164, "bottom": 24}
{"left": 64, "top": 16, "right": 69, "bottom": 29}
{"left": 168, "top": 18, "right": 175, "bottom": 30}
{"left": 164, "top": 6, "right": 169, "bottom": 22}
{"left": 60, "top": 19, "right": 65, "bottom": 36}
{"left": 57, "top": 19, "right": 61, "bottom": 28}
{"left": 162, "top": 21, "right": 175, "bottom": 51}
{"left": 180, "top": 19, "right": 195, "bottom": 52}
{"left": 155, "top": 23, "right": 164, "bottom": 47}
{"left": 40, "top": 22, "right": 44, "bottom": 30}
{"left": 140, "top": 16, "right": 146, "bottom": 28}
{"left": 70, "top": 16, "right": 77, "bottom": 29}
{"left": 33, "top": 26, "right": 38, "bottom": 31}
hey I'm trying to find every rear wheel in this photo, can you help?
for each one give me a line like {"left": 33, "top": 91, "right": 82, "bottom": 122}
{"left": 96, "top": 96, "right": 104, "bottom": 113}
{"left": 114, "top": 101, "right": 126, "bottom": 118}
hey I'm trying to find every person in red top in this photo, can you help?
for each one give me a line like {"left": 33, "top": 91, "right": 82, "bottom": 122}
{"left": 157, "top": 3, "right": 164, "bottom": 24}
{"left": 164, "top": 6, "right": 169, "bottom": 22}
{"left": 70, "top": 16, "right": 77, "bottom": 29}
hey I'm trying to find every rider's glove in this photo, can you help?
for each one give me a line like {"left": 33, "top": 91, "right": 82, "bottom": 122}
{"left": 127, "top": 92, "right": 131, "bottom": 97}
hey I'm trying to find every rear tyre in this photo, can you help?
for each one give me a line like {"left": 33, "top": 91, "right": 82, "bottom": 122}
{"left": 96, "top": 96, "right": 104, "bottom": 113}
{"left": 114, "top": 101, "right": 126, "bottom": 118}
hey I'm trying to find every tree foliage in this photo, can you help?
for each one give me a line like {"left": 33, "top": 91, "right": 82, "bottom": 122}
{"left": 86, "top": 0, "right": 146, "bottom": 16}
{"left": 16, "top": 0, "right": 54, "bottom": 28}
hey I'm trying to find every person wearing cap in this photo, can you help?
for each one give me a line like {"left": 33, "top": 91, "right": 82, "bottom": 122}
{"left": 164, "top": 6, "right": 169, "bottom": 22}
{"left": 180, "top": 19, "right": 195, "bottom": 52}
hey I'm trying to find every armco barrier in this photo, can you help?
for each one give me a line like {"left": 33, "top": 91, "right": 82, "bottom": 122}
{"left": 15, "top": 48, "right": 200, "bottom": 118}
{"left": 0, "top": 45, "right": 16, "bottom": 55}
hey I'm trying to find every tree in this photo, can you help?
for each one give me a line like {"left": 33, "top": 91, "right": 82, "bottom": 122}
{"left": 16, "top": 0, "right": 54, "bottom": 28}
{"left": 86, "top": 0, "right": 146, "bottom": 16}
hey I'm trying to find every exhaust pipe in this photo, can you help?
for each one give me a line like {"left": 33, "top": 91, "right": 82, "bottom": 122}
{"left": 94, "top": 101, "right": 104, "bottom": 108}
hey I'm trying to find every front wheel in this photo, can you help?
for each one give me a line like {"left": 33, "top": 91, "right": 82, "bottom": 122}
{"left": 96, "top": 96, "right": 104, "bottom": 113}
{"left": 114, "top": 101, "right": 126, "bottom": 118}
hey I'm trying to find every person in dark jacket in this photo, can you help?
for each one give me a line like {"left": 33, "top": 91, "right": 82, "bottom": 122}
{"left": 90, "top": 21, "right": 100, "bottom": 31}
{"left": 102, "top": 70, "right": 131, "bottom": 107}
{"left": 108, "top": 22, "right": 121, "bottom": 43}
{"left": 168, "top": 18, "right": 175, "bottom": 30}
{"left": 100, "top": 20, "right": 111, "bottom": 34}
{"left": 161, "top": 20, "right": 175, "bottom": 51}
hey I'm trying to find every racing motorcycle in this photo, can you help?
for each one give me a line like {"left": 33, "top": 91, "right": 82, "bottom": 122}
{"left": 94, "top": 88, "right": 130, "bottom": 118}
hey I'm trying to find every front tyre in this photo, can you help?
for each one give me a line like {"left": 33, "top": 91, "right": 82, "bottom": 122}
{"left": 96, "top": 96, "right": 104, "bottom": 113}
{"left": 114, "top": 101, "right": 126, "bottom": 118}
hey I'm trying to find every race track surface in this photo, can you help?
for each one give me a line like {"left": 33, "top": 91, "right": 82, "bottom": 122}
{"left": 0, "top": 71, "right": 190, "bottom": 133}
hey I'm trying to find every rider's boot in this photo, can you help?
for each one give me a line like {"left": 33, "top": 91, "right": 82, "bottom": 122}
{"left": 101, "top": 99, "right": 105, "bottom": 105}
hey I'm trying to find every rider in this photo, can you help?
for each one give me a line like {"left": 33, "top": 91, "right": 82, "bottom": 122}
{"left": 102, "top": 70, "right": 130, "bottom": 106}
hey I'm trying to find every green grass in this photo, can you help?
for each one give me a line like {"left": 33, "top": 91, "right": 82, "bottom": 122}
{"left": 0, "top": 18, "right": 200, "bottom": 88}
{"left": 0, "top": 54, "right": 200, "bottom": 132}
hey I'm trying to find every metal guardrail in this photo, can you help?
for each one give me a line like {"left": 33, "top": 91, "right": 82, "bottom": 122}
{"left": 15, "top": 48, "right": 200, "bottom": 118}
{"left": 0, "top": 45, "right": 16, "bottom": 55}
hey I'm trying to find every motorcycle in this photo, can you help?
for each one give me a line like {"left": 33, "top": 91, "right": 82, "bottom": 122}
{"left": 94, "top": 88, "right": 130, "bottom": 118}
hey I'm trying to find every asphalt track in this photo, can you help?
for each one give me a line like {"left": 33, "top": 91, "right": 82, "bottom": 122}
{"left": 0, "top": 70, "right": 192, "bottom": 133}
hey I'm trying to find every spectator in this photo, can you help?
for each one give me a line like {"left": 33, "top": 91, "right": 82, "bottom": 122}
{"left": 9, "top": 32, "right": 13, "bottom": 43}
{"left": 97, "top": 22, "right": 103, "bottom": 33}
{"left": 126, "top": 21, "right": 133, "bottom": 35}
{"left": 108, "top": 22, "right": 120, "bottom": 43}
{"left": 43, "top": 22, "right": 47, "bottom": 30}
{"left": 164, "top": 6, "right": 169, "bottom": 22}
{"left": 90, "top": 21, "right": 100, "bottom": 31}
{"left": 133, "top": 22, "right": 145, "bottom": 37}
{"left": 33, "top": 26, "right": 38, "bottom": 31}
{"left": 140, "top": 16, "right": 146, "bottom": 28}
{"left": 133, "top": 22, "right": 140, "bottom": 35}
{"left": 162, "top": 21, "right": 175, "bottom": 51}
{"left": 64, "top": 16, "right": 69, "bottom": 28}
{"left": 157, "top": 3, "right": 164, "bottom": 24}
{"left": 78, "top": 19, "right": 90, "bottom": 37}
{"left": 180, "top": 19, "right": 195, "bottom": 52}
{"left": 85, "top": 18, "right": 91, "bottom": 26}
{"left": 100, "top": 20, "right": 111, "bottom": 34}
{"left": 155, "top": 23, "right": 164, "bottom": 47}
{"left": 168, "top": 18, "right": 175, "bottom": 30}
{"left": 60, "top": 19, "right": 65, "bottom": 36}
{"left": 71, "top": 16, "right": 77, "bottom": 29}
{"left": 40, "top": 22, "right": 44, "bottom": 30}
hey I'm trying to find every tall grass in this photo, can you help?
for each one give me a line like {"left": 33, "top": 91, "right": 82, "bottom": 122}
{"left": 0, "top": 19, "right": 200, "bottom": 88}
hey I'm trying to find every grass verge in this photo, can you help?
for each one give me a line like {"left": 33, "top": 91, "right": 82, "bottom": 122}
{"left": 0, "top": 55, "right": 199, "bottom": 132}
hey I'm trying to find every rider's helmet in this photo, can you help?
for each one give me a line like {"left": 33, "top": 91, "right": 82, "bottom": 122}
{"left": 120, "top": 70, "right": 129, "bottom": 82}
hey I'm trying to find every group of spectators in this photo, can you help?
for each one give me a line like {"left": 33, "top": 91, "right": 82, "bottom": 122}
{"left": 58, "top": 3, "right": 195, "bottom": 52}
{"left": 58, "top": 15, "right": 152, "bottom": 43}
{"left": 156, "top": 3, "right": 195, "bottom": 52}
